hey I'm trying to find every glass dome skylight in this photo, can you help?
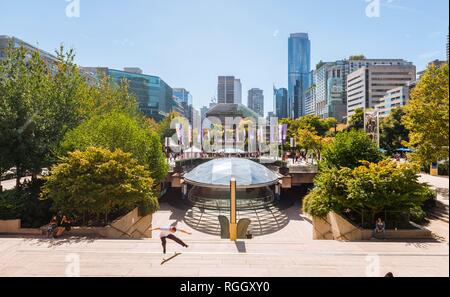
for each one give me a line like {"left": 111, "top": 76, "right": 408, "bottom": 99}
{"left": 183, "top": 158, "right": 279, "bottom": 188}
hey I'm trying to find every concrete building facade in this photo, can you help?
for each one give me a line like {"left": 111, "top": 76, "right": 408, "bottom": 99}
{"left": 346, "top": 64, "right": 416, "bottom": 117}
{"left": 247, "top": 88, "right": 264, "bottom": 117}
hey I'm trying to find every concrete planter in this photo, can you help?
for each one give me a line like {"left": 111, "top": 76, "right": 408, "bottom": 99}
{"left": 1, "top": 208, "right": 152, "bottom": 239}
{"left": 312, "top": 212, "right": 432, "bottom": 241}
{"left": 0, "top": 219, "right": 43, "bottom": 235}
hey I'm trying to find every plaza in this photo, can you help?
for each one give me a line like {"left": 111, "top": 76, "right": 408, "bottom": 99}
{"left": 0, "top": 173, "right": 448, "bottom": 277}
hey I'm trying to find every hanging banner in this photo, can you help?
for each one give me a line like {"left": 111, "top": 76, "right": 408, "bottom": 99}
{"left": 278, "top": 125, "right": 283, "bottom": 145}
{"left": 282, "top": 124, "right": 288, "bottom": 143}
{"left": 189, "top": 125, "right": 193, "bottom": 144}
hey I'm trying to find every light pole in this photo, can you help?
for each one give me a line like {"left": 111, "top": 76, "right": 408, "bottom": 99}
{"left": 229, "top": 177, "right": 237, "bottom": 241}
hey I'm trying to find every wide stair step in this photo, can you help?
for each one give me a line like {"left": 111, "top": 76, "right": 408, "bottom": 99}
{"left": 428, "top": 202, "right": 449, "bottom": 223}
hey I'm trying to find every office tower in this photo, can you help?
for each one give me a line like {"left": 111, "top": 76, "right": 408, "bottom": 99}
{"left": 288, "top": 33, "right": 311, "bottom": 118}
{"left": 347, "top": 64, "right": 416, "bottom": 117}
{"left": 315, "top": 61, "right": 347, "bottom": 122}
{"left": 234, "top": 79, "right": 242, "bottom": 104}
{"left": 313, "top": 58, "right": 414, "bottom": 122}
{"left": 173, "top": 88, "right": 194, "bottom": 122}
{"left": 273, "top": 87, "right": 288, "bottom": 119}
{"left": 247, "top": 88, "right": 264, "bottom": 117}
{"left": 218, "top": 76, "right": 236, "bottom": 104}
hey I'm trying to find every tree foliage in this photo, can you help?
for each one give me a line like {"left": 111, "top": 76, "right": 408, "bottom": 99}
{"left": 347, "top": 108, "right": 364, "bottom": 130}
{"left": 41, "top": 147, "right": 159, "bottom": 221}
{"left": 321, "top": 129, "right": 382, "bottom": 169}
{"left": 0, "top": 44, "right": 141, "bottom": 185}
{"left": 156, "top": 111, "right": 180, "bottom": 144}
{"left": 60, "top": 112, "right": 168, "bottom": 182}
{"left": 303, "top": 160, "right": 434, "bottom": 218}
{"left": 403, "top": 64, "right": 449, "bottom": 164}
{"left": 280, "top": 115, "right": 337, "bottom": 149}
{"left": 380, "top": 107, "right": 410, "bottom": 155}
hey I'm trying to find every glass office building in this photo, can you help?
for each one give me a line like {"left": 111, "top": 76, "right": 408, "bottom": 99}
{"left": 173, "top": 88, "right": 194, "bottom": 123}
{"left": 107, "top": 69, "right": 175, "bottom": 122}
{"left": 273, "top": 87, "right": 288, "bottom": 119}
{"left": 288, "top": 33, "right": 311, "bottom": 118}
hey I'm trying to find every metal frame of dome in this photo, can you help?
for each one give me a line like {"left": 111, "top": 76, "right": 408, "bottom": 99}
{"left": 183, "top": 158, "right": 280, "bottom": 189}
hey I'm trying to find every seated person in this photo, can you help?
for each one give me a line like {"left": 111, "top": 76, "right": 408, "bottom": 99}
{"left": 47, "top": 216, "right": 58, "bottom": 237}
{"left": 55, "top": 215, "right": 71, "bottom": 238}
{"left": 373, "top": 218, "right": 386, "bottom": 238}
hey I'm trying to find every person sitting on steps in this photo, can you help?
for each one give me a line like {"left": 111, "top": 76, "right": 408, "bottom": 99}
{"left": 373, "top": 218, "right": 386, "bottom": 239}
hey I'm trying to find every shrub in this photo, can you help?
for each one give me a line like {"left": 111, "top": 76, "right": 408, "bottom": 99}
{"left": 41, "top": 147, "right": 159, "bottom": 225}
{"left": 0, "top": 180, "right": 52, "bottom": 228}
{"left": 321, "top": 129, "right": 383, "bottom": 169}
{"left": 303, "top": 160, "right": 433, "bottom": 222}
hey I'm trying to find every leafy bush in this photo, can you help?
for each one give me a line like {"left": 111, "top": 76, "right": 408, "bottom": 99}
{"left": 41, "top": 147, "right": 159, "bottom": 225}
{"left": 321, "top": 129, "right": 383, "bottom": 169}
{"left": 303, "top": 161, "right": 434, "bottom": 223}
{"left": 0, "top": 180, "right": 52, "bottom": 228}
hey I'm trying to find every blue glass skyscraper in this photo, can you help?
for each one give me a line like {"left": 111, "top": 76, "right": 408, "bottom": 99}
{"left": 288, "top": 33, "right": 311, "bottom": 118}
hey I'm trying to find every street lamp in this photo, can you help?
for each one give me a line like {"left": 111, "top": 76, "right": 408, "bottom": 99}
{"left": 229, "top": 177, "right": 237, "bottom": 241}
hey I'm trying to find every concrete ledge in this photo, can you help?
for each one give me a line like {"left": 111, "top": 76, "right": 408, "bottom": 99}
{"left": 312, "top": 212, "right": 433, "bottom": 241}
{"left": 0, "top": 219, "right": 43, "bottom": 235}
{"left": 1, "top": 207, "right": 152, "bottom": 239}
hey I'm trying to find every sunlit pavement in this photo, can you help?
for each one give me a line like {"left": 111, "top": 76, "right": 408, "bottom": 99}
{"left": 1, "top": 174, "right": 448, "bottom": 277}
{"left": 0, "top": 235, "right": 448, "bottom": 277}
{"left": 0, "top": 201, "right": 448, "bottom": 277}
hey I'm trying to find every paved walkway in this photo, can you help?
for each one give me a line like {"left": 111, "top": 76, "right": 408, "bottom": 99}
{"left": 419, "top": 174, "right": 449, "bottom": 205}
{"left": 0, "top": 236, "right": 447, "bottom": 277}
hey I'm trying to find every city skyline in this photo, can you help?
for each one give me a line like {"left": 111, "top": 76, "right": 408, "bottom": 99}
{"left": 0, "top": 0, "right": 448, "bottom": 115}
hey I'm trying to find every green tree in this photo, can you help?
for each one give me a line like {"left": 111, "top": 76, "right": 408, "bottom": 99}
{"left": 321, "top": 129, "right": 382, "bottom": 169}
{"left": 347, "top": 108, "right": 364, "bottom": 130}
{"left": 81, "top": 76, "right": 139, "bottom": 120}
{"left": 156, "top": 111, "right": 181, "bottom": 144}
{"left": 403, "top": 64, "right": 449, "bottom": 164}
{"left": 60, "top": 112, "right": 168, "bottom": 182}
{"left": 0, "top": 44, "right": 77, "bottom": 185}
{"left": 280, "top": 115, "right": 337, "bottom": 147}
{"left": 303, "top": 160, "right": 433, "bottom": 219}
{"left": 295, "top": 128, "right": 330, "bottom": 161}
{"left": 41, "top": 147, "right": 159, "bottom": 223}
{"left": 380, "top": 107, "right": 410, "bottom": 155}
{"left": 0, "top": 44, "right": 142, "bottom": 186}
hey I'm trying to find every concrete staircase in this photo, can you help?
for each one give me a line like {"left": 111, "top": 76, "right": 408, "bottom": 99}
{"left": 428, "top": 202, "right": 449, "bottom": 223}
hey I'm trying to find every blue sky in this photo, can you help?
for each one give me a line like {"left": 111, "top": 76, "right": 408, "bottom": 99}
{"left": 0, "top": 0, "right": 448, "bottom": 113}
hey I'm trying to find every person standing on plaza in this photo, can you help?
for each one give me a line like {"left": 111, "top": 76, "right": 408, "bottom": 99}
{"left": 150, "top": 226, "right": 192, "bottom": 254}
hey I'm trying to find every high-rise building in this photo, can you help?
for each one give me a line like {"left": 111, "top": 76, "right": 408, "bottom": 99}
{"left": 234, "top": 79, "right": 242, "bottom": 104}
{"left": 314, "top": 61, "right": 347, "bottom": 122}
{"left": 218, "top": 76, "right": 237, "bottom": 104}
{"left": 273, "top": 87, "right": 288, "bottom": 119}
{"left": 247, "top": 88, "right": 264, "bottom": 117}
{"left": 313, "top": 58, "right": 414, "bottom": 122}
{"left": 173, "top": 88, "right": 194, "bottom": 123}
{"left": 347, "top": 64, "right": 416, "bottom": 117}
{"left": 288, "top": 33, "right": 311, "bottom": 118}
